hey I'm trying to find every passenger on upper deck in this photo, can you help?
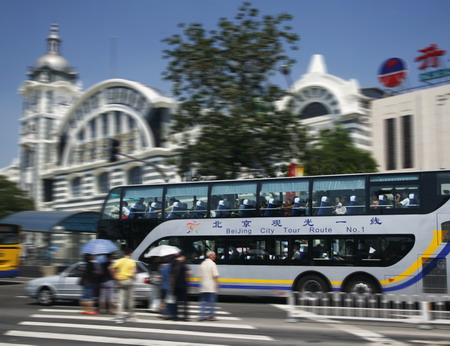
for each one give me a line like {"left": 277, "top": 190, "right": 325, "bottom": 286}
{"left": 215, "top": 200, "right": 230, "bottom": 218}
{"left": 333, "top": 196, "right": 347, "bottom": 215}
{"left": 191, "top": 200, "right": 207, "bottom": 218}
{"left": 146, "top": 202, "right": 161, "bottom": 219}
{"left": 128, "top": 199, "right": 146, "bottom": 219}
{"left": 396, "top": 191, "right": 410, "bottom": 208}
{"left": 239, "top": 199, "right": 254, "bottom": 217}
{"left": 291, "top": 197, "right": 306, "bottom": 216}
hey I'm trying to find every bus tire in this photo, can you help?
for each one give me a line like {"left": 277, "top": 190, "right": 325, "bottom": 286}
{"left": 37, "top": 287, "right": 55, "bottom": 306}
{"left": 296, "top": 274, "right": 330, "bottom": 293}
{"left": 344, "top": 275, "right": 380, "bottom": 295}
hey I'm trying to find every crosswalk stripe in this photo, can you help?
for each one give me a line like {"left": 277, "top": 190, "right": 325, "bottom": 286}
{"left": 30, "top": 314, "right": 253, "bottom": 329}
{"left": 0, "top": 342, "right": 34, "bottom": 346}
{"left": 5, "top": 331, "right": 228, "bottom": 346}
{"left": 19, "top": 321, "right": 274, "bottom": 341}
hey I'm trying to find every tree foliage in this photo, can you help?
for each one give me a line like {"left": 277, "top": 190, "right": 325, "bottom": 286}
{"left": 162, "top": 2, "right": 305, "bottom": 180}
{"left": 0, "top": 175, "right": 35, "bottom": 219}
{"left": 303, "top": 126, "right": 378, "bottom": 176}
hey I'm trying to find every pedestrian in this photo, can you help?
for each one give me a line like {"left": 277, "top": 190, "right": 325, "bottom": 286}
{"left": 159, "top": 257, "right": 174, "bottom": 319}
{"left": 98, "top": 253, "right": 116, "bottom": 314}
{"left": 171, "top": 252, "right": 191, "bottom": 321}
{"left": 112, "top": 248, "right": 136, "bottom": 323}
{"left": 198, "top": 250, "right": 219, "bottom": 321}
{"left": 79, "top": 253, "right": 101, "bottom": 315}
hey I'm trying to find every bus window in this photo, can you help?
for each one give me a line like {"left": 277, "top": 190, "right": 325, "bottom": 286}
{"left": 290, "top": 238, "right": 309, "bottom": 264}
{"left": 358, "top": 237, "right": 382, "bottom": 263}
{"left": 260, "top": 180, "right": 310, "bottom": 217}
{"left": 211, "top": 181, "right": 257, "bottom": 218}
{"left": 437, "top": 172, "right": 450, "bottom": 198}
{"left": 122, "top": 186, "right": 163, "bottom": 219}
{"left": 164, "top": 184, "right": 208, "bottom": 219}
{"left": 312, "top": 238, "right": 329, "bottom": 261}
{"left": 383, "top": 236, "right": 415, "bottom": 265}
{"left": 270, "top": 239, "right": 288, "bottom": 261}
{"left": 330, "top": 238, "right": 355, "bottom": 264}
{"left": 369, "top": 174, "right": 421, "bottom": 213}
{"left": 0, "top": 231, "right": 19, "bottom": 244}
{"left": 184, "top": 238, "right": 226, "bottom": 263}
{"left": 102, "top": 187, "right": 122, "bottom": 219}
{"left": 226, "top": 237, "right": 267, "bottom": 263}
{"left": 313, "top": 177, "right": 365, "bottom": 216}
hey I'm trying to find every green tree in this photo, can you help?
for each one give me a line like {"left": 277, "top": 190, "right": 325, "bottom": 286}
{"left": 303, "top": 126, "right": 378, "bottom": 176}
{"left": 0, "top": 175, "right": 35, "bottom": 219}
{"left": 162, "top": 2, "right": 304, "bottom": 180}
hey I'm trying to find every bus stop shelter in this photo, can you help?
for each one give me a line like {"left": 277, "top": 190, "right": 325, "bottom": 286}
{"left": 1, "top": 211, "right": 99, "bottom": 267}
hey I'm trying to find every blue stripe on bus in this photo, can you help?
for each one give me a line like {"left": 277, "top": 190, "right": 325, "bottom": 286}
{"left": 384, "top": 241, "right": 450, "bottom": 292}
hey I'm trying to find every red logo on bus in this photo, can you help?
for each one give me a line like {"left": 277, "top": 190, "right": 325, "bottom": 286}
{"left": 186, "top": 221, "right": 200, "bottom": 234}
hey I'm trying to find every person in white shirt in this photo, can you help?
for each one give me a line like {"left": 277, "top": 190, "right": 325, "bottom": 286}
{"left": 396, "top": 192, "right": 410, "bottom": 207}
{"left": 198, "top": 250, "right": 219, "bottom": 321}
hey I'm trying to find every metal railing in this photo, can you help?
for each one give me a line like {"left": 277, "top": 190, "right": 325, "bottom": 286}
{"left": 287, "top": 291, "right": 450, "bottom": 329}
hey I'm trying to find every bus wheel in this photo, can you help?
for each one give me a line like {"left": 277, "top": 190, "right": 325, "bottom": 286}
{"left": 37, "top": 287, "right": 55, "bottom": 305}
{"left": 296, "top": 274, "right": 329, "bottom": 293}
{"left": 344, "top": 275, "right": 380, "bottom": 295}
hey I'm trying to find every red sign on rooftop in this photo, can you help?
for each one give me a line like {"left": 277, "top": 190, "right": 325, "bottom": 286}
{"left": 414, "top": 44, "right": 446, "bottom": 70}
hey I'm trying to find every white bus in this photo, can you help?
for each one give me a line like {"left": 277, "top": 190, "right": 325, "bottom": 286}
{"left": 98, "top": 170, "right": 450, "bottom": 296}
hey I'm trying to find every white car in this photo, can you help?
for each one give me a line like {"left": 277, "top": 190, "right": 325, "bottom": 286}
{"left": 25, "top": 261, "right": 150, "bottom": 305}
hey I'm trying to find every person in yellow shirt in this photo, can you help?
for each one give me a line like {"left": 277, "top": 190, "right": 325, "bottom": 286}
{"left": 112, "top": 248, "right": 136, "bottom": 323}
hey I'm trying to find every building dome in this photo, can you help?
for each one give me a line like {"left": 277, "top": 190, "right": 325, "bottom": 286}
{"left": 34, "top": 53, "right": 71, "bottom": 72}
{"left": 28, "top": 24, "right": 78, "bottom": 83}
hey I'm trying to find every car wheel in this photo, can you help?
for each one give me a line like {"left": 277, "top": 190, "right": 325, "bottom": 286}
{"left": 37, "top": 287, "right": 55, "bottom": 305}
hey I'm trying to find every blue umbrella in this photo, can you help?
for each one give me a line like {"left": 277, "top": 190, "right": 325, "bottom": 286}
{"left": 81, "top": 239, "right": 118, "bottom": 255}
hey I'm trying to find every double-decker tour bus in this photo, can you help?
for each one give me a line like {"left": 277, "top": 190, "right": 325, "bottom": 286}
{"left": 0, "top": 224, "right": 21, "bottom": 278}
{"left": 98, "top": 170, "right": 450, "bottom": 296}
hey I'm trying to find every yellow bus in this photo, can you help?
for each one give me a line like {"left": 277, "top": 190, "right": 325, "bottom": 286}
{"left": 0, "top": 224, "right": 21, "bottom": 278}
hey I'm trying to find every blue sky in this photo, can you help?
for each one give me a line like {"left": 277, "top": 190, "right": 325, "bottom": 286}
{"left": 1, "top": 0, "right": 449, "bottom": 168}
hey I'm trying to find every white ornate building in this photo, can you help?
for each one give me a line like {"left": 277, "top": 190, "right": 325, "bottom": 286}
{"left": 281, "top": 54, "right": 384, "bottom": 152}
{"left": 17, "top": 25, "right": 176, "bottom": 211}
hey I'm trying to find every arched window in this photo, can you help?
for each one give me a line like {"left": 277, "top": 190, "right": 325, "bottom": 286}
{"left": 300, "top": 102, "right": 329, "bottom": 119}
{"left": 71, "top": 177, "right": 82, "bottom": 197}
{"left": 97, "top": 172, "right": 110, "bottom": 194}
{"left": 128, "top": 166, "right": 142, "bottom": 185}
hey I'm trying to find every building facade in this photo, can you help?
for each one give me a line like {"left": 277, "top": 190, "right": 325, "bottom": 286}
{"left": 17, "top": 25, "right": 176, "bottom": 211}
{"left": 371, "top": 83, "right": 450, "bottom": 172}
